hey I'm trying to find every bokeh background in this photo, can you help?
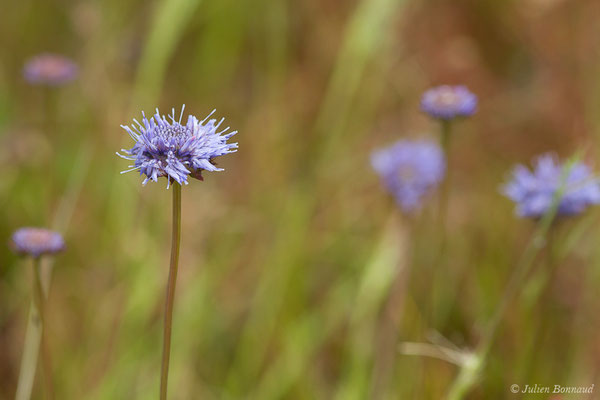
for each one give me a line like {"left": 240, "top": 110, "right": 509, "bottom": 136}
{"left": 2, "top": 0, "right": 600, "bottom": 398}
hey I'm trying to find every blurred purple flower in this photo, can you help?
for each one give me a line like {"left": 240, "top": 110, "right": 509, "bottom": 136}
{"left": 117, "top": 106, "right": 238, "bottom": 187}
{"left": 11, "top": 228, "right": 65, "bottom": 258}
{"left": 421, "top": 85, "right": 477, "bottom": 120}
{"left": 371, "top": 140, "right": 446, "bottom": 212}
{"left": 23, "top": 53, "right": 78, "bottom": 86}
{"left": 503, "top": 154, "right": 600, "bottom": 219}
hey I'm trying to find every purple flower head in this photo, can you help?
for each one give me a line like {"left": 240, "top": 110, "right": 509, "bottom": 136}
{"left": 117, "top": 106, "right": 238, "bottom": 187}
{"left": 421, "top": 85, "right": 477, "bottom": 120}
{"left": 502, "top": 154, "right": 600, "bottom": 219}
{"left": 11, "top": 228, "right": 65, "bottom": 258}
{"left": 371, "top": 139, "right": 446, "bottom": 212}
{"left": 23, "top": 53, "right": 78, "bottom": 86}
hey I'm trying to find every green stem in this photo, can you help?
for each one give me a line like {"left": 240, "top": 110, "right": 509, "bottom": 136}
{"left": 446, "top": 355, "right": 481, "bottom": 400}
{"left": 523, "top": 225, "right": 560, "bottom": 381}
{"left": 31, "top": 258, "right": 54, "bottom": 400}
{"left": 160, "top": 182, "right": 182, "bottom": 400}
{"left": 446, "top": 157, "right": 579, "bottom": 400}
{"left": 430, "top": 120, "right": 452, "bottom": 326}
{"left": 445, "top": 225, "right": 551, "bottom": 400}
{"left": 438, "top": 120, "right": 452, "bottom": 233}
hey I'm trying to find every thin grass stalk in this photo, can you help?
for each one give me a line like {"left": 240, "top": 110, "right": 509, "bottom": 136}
{"left": 224, "top": 190, "right": 313, "bottom": 394}
{"left": 369, "top": 225, "right": 412, "bottom": 399}
{"left": 15, "top": 303, "right": 41, "bottom": 400}
{"left": 313, "top": 0, "right": 406, "bottom": 164}
{"left": 333, "top": 213, "right": 406, "bottom": 400}
{"left": 133, "top": 0, "right": 202, "bottom": 109}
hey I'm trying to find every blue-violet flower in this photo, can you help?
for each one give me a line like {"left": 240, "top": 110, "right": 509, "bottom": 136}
{"left": 421, "top": 85, "right": 477, "bottom": 120}
{"left": 117, "top": 106, "right": 238, "bottom": 187}
{"left": 503, "top": 154, "right": 600, "bottom": 218}
{"left": 11, "top": 228, "right": 65, "bottom": 258}
{"left": 371, "top": 139, "right": 446, "bottom": 212}
{"left": 23, "top": 54, "right": 78, "bottom": 86}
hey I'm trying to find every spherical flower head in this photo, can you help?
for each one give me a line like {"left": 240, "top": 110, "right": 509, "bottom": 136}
{"left": 502, "top": 154, "right": 600, "bottom": 219}
{"left": 371, "top": 139, "right": 446, "bottom": 212}
{"left": 117, "top": 106, "right": 238, "bottom": 187}
{"left": 23, "top": 53, "right": 78, "bottom": 86}
{"left": 421, "top": 85, "right": 477, "bottom": 120}
{"left": 11, "top": 228, "right": 65, "bottom": 258}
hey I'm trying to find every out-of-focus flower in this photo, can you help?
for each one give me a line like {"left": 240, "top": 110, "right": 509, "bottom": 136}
{"left": 11, "top": 228, "right": 65, "bottom": 258}
{"left": 117, "top": 106, "right": 238, "bottom": 187}
{"left": 23, "top": 54, "right": 78, "bottom": 86}
{"left": 503, "top": 154, "right": 600, "bottom": 219}
{"left": 421, "top": 85, "right": 477, "bottom": 120}
{"left": 371, "top": 139, "right": 446, "bottom": 212}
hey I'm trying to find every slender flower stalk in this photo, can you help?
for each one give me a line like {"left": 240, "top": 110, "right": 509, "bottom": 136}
{"left": 446, "top": 214, "right": 555, "bottom": 400}
{"left": 370, "top": 144, "right": 444, "bottom": 397}
{"left": 421, "top": 85, "right": 477, "bottom": 224}
{"left": 420, "top": 85, "right": 477, "bottom": 225}
{"left": 160, "top": 182, "right": 182, "bottom": 400}
{"left": 15, "top": 55, "right": 77, "bottom": 400}
{"left": 437, "top": 120, "right": 452, "bottom": 236}
{"left": 446, "top": 156, "right": 593, "bottom": 400}
{"left": 11, "top": 228, "right": 64, "bottom": 400}
{"left": 31, "top": 258, "right": 54, "bottom": 400}
{"left": 420, "top": 85, "right": 477, "bottom": 326}
{"left": 118, "top": 106, "right": 237, "bottom": 399}
{"left": 430, "top": 120, "right": 452, "bottom": 327}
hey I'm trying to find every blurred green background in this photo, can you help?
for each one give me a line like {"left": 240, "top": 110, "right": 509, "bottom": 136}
{"left": 2, "top": 0, "right": 600, "bottom": 398}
